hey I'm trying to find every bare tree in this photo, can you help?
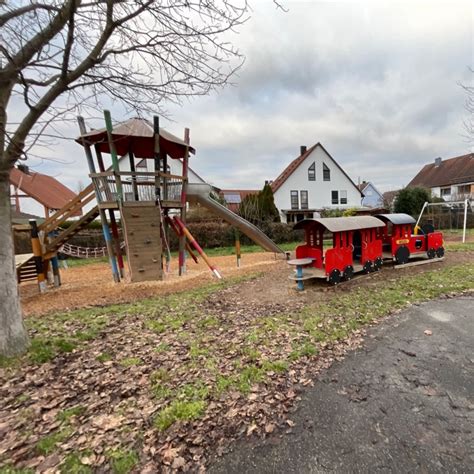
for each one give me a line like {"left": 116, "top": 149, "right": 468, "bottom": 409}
{"left": 0, "top": 0, "right": 250, "bottom": 357}
{"left": 461, "top": 68, "right": 474, "bottom": 143}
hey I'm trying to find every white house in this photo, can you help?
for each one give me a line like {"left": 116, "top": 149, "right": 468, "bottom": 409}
{"left": 358, "top": 181, "right": 384, "bottom": 208}
{"left": 408, "top": 154, "right": 474, "bottom": 201}
{"left": 271, "top": 143, "right": 363, "bottom": 223}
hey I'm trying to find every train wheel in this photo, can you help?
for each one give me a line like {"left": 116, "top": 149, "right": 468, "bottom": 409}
{"left": 363, "top": 260, "right": 373, "bottom": 273}
{"left": 436, "top": 247, "right": 445, "bottom": 258}
{"left": 395, "top": 246, "right": 410, "bottom": 265}
{"left": 374, "top": 257, "right": 383, "bottom": 271}
{"left": 343, "top": 265, "right": 354, "bottom": 281}
{"left": 427, "top": 248, "right": 436, "bottom": 259}
{"left": 328, "top": 269, "right": 341, "bottom": 285}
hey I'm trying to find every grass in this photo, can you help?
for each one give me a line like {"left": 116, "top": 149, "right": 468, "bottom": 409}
{"left": 0, "top": 467, "right": 33, "bottom": 474}
{"left": 107, "top": 449, "right": 139, "bottom": 474}
{"left": 154, "top": 400, "right": 207, "bottom": 431}
{"left": 36, "top": 427, "right": 73, "bottom": 455}
{"left": 445, "top": 241, "right": 474, "bottom": 252}
{"left": 60, "top": 452, "right": 93, "bottom": 474}
{"left": 119, "top": 357, "right": 142, "bottom": 367}
{"left": 57, "top": 406, "right": 85, "bottom": 422}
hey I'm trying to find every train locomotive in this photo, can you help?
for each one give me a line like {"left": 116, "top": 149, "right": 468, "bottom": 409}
{"left": 289, "top": 213, "right": 444, "bottom": 286}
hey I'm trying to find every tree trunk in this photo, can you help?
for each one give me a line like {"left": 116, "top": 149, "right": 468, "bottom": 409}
{"left": 0, "top": 174, "right": 29, "bottom": 357}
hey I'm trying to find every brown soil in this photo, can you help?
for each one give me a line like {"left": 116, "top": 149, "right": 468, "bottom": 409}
{"left": 20, "top": 252, "right": 283, "bottom": 317}
{"left": 21, "top": 250, "right": 473, "bottom": 318}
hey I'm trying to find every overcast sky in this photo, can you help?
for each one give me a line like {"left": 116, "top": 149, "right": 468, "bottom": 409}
{"left": 19, "top": 0, "right": 474, "bottom": 199}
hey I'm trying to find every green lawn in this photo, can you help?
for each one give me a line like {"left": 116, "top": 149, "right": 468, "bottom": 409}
{"left": 2, "top": 259, "right": 473, "bottom": 471}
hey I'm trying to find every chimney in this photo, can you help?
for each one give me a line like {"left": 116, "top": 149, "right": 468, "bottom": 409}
{"left": 17, "top": 164, "right": 29, "bottom": 174}
{"left": 300, "top": 145, "right": 307, "bottom": 155}
{"left": 434, "top": 157, "right": 442, "bottom": 167}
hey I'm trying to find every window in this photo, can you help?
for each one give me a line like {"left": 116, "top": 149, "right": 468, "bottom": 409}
{"left": 300, "top": 190, "right": 308, "bottom": 209}
{"left": 331, "top": 190, "right": 339, "bottom": 204}
{"left": 457, "top": 185, "right": 470, "bottom": 195}
{"left": 290, "top": 190, "right": 299, "bottom": 210}
{"left": 323, "top": 163, "right": 330, "bottom": 181}
{"left": 365, "top": 189, "right": 373, "bottom": 197}
{"left": 440, "top": 187, "right": 451, "bottom": 197}
{"left": 340, "top": 190, "right": 347, "bottom": 204}
{"left": 308, "top": 162, "right": 316, "bottom": 181}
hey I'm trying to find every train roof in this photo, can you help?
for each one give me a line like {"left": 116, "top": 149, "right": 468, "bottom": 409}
{"left": 374, "top": 213, "right": 416, "bottom": 225}
{"left": 294, "top": 216, "right": 385, "bottom": 232}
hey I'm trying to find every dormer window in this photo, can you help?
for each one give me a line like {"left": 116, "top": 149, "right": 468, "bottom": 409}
{"left": 308, "top": 162, "right": 316, "bottom": 181}
{"left": 323, "top": 163, "right": 330, "bottom": 181}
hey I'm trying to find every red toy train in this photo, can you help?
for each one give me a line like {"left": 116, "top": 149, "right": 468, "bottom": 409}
{"left": 289, "top": 213, "right": 444, "bottom": 287}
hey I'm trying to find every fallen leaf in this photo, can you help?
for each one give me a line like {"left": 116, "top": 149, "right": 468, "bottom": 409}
{"left": 265, "top": 423, "right": 275, "bottom": 434}
{"left": 172, "top": 456, "right": 186, "bottom": 469}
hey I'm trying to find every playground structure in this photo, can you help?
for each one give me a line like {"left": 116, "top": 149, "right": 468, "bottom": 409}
{"left": 17, "top": 112, "right": 284, "bottom": 291}
{"left": 289, "top": 213, "right": 445, "bottom": 288}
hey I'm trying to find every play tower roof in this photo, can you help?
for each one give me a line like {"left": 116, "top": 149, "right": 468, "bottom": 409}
{"left": 76, "top": 117, "right": 195, "bottom": 159}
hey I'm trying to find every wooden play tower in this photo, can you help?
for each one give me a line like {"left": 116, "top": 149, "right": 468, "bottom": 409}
{"left": 77, "top": 112, "right": 194, "bottom": 282}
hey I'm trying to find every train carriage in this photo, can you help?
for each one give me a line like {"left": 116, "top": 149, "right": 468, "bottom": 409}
{"left": 375, "top": 213, "right": 444, "bottom": 264}
{"left": 291, "top": 216, "right": 385, "bottom": 284}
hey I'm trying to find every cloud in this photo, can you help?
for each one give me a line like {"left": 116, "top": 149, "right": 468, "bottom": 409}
{"left": 9, "top": 0, "right": 473, "bottom": 200}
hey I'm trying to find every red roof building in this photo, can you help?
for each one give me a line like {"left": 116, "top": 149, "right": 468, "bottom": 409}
{"left": 407, "top": 154, "right": 474, "bottom": 201}
{"left": 219, "top": 189, "right": 259, "bottom": 213}
{"left": 10, "top": 166, "right": 80, "bottom": 217}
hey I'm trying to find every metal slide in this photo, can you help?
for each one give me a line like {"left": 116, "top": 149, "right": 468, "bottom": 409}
{"left": 186, "top": 183, "right": 284, "bottom": 254}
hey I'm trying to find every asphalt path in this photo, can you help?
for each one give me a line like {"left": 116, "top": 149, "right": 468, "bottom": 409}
{"left": 209, "top": 296, "right": 474, "bottom": 473}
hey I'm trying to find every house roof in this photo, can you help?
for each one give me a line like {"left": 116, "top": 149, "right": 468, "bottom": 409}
{"left": 271, "top": 142, "right": 362, "bottom": 196}
{"left": 219, "top": 189, "right": 259, "bottom": 211}
{"left": 408, "top": 153, "right": 474, "bottom": 188}
{"left": 10, "top": 167, "right": 79, "bottom": 211}
{"left": 77, "top": 117, "right": 195, "bottom": 160}
{"left": 358, "top": 181, "right": 383, "bottom": 198}
{"left": 382, "top": 190, "right": 400, "bottom": 205}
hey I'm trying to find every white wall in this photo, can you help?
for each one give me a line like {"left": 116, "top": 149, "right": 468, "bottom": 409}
{"left": 273, "top": 145, "right": 361, "bottom": 222}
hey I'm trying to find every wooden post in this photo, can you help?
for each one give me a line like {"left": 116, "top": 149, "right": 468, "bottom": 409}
{"left": 104, "top": 110, "right": 122, "bottom": 200}
{"left": 30, "top": 219, "right": 47, "bottom": 293}
{"left": 129, "top": 147, "right": 139, "bottom": 201}
{"left": 235, "top": 229, "right": 241, "bottom": 267}
{"left": 153, "top": 116, "right": 161, "bottom": 201}
{"left": 179, "top": 128, "right": 190, "bottom": 276}
{"left": 174, "top": 216, "right": 221, "bottom": 279}
{"left": 93, "top": 140, "right": 124, "bottom": 277}
{"left": 77, "top": 116, "right": 120, "bottom": 283}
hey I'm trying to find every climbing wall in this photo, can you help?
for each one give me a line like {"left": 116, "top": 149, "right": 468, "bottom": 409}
{"left": 121, "top": 202, "right": 163, "bottom": 282}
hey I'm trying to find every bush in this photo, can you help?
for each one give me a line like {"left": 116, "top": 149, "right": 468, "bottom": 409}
{"left": 394, "top": 187, "right": 431, "bottom": 217}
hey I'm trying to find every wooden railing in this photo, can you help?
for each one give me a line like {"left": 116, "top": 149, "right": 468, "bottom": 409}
{"left": 89, "top": 171, "right": 185, "bottom": 204}
{"left": 39, "top": 183, "right": 95, "bottom": 234}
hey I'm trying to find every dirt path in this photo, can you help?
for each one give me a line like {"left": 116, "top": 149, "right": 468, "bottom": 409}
{"left": 20, "top": 252, "right": 282, "bottom": 317}
{"left": 209, "top": 296, "right": 474, "bottom": 473}
{"left": 20, "top": 251, "right": 473, "bottom": 317}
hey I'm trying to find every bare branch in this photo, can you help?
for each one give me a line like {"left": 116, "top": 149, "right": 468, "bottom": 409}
{"left": 0, "top": 3, "right": 60, "bottom": 28}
